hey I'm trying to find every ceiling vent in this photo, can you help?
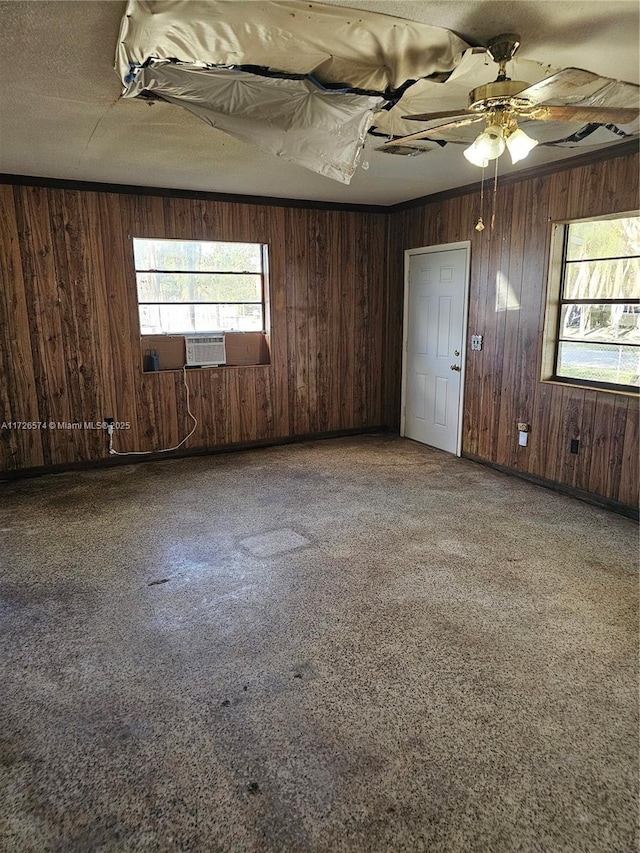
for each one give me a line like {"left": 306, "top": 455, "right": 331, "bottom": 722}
{"left": 376, "top": 144, "right": 431, "bottom": 156}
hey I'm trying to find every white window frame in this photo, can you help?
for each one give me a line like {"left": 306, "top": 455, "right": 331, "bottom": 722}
{"left": 542, "top": 211, "right": 640, "bottom": 395}
{"left": 133, "top": 237, "right": 268, "bottom": 336}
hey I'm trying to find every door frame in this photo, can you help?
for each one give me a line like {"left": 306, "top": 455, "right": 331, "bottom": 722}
{"left": 400, "top": 241, "right": 472, "bottom": 457}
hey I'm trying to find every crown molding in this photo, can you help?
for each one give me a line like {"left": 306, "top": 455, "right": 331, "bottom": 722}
{"left": 1, "top": 139, "right": 637, "bottom": 214}
{"left": 388, "top": 139, "right": 639, "bottom": 213}
{"left": 0, "top": 174, "right": 389, "bottom": 214}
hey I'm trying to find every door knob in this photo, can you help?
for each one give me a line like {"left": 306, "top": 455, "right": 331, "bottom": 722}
{"left": 450, "top": 364, "right": 461, "bottom": 372}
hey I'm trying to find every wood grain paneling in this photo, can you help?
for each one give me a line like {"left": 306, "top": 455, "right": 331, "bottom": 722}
{"left": 387, "top": 152, "right": 639, "bottom": 508}
{"left": 0, "top": 187, "right": 43, "bottom": 469}
{"left": 2, "top": 152, "right": 637, "bottom": 510}
{"left": 0, "top": 186, "right": 388, "bottom": 472}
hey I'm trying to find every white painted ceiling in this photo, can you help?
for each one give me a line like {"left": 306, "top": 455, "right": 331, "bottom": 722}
{"left": 0, "top": 0, "right": 638, "bottom": 205}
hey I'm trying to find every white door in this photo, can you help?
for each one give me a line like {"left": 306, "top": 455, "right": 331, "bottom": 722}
{"left": 402, "top": 246, "right": 469, "bottom": 454}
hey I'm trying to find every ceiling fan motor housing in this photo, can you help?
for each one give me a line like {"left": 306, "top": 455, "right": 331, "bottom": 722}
{"left": 486, "top": 33, "right": 522, "bottom": 66}
{"left": 468, "top": 79, "right": 531, "bottom": 112}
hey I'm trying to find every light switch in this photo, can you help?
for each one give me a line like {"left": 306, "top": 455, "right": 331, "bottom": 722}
{"left": 518, "top": 431, "right": 528, "bottom": 447}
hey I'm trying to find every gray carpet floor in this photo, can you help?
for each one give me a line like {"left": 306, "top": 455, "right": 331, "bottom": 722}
{"left": 1, "top": 434, "right": 638, "bottom": 852}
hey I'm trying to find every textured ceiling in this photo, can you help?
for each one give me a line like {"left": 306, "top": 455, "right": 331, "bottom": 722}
{"left": 0, "top": 0, "right": 638, "bottom": 205}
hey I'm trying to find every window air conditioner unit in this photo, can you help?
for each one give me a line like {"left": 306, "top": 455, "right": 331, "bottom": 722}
{"left": 185, "top": 334, "right": 226, "bottom": 366}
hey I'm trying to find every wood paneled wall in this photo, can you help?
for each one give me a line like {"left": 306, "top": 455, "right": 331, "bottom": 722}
{"left": 0, "top": 186, "right": 388, "bottom": 471}
{"left": 2, "top": 153, "right": 638, "bottom": 509}
{"left": 386, "top": 152, "right": 639, "bottom": 508}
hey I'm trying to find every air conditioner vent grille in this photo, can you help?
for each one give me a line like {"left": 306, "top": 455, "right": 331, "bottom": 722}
{"left": 185, "top": 335, "right": 226, "bottom": 366}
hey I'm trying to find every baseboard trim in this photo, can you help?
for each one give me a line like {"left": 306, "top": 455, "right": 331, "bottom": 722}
{"left": 0, "top": 427, "right": 390, "bottom": 482}
{"left": 462, "top": 452, "right": 639, "bottom": 520}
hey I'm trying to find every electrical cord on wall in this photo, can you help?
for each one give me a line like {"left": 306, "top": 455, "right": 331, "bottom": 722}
{"left": 108, "top": 365, "right": 198, "bottom": 456}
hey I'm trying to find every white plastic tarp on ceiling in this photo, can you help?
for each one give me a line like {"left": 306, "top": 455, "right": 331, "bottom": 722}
{"left": 116, "top": 0, "right": 468, "bottom": 182}
{"left": 127, "top": 62, "right": 385, "bottom": 183}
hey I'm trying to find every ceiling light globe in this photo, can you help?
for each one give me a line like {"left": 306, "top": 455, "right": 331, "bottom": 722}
{"left": 475, "top": 125, "right": 506, "bottom": 161}
{"left": 505, "top": 127, "right": 539, "bottom": 164}
{"left": 463, "top": 141, "right": 489, "bottom": 168}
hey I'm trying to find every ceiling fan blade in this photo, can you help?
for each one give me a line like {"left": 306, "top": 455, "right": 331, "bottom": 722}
{"left": 388, "top": 116, "right": 484, "bottom": 146}
{"left": 515, "top": 68, "right": 605, "bottom": 105}
{"left": 524, "top": 104, "right": 640, "bottom": 124}
{"left": 402, "top": 109, "right": 474, "bottom": 122}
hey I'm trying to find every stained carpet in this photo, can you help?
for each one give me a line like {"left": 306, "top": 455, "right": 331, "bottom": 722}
{"left": 1, "top": 435, "right": 638, "bottom": 852}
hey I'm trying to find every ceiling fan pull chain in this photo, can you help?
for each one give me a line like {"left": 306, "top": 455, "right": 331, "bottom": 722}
{"left": 491, "top": 157, "right": 499, "bottom": 231}
{"left": 475, "top": 166, "right": 486, "bottom": 233}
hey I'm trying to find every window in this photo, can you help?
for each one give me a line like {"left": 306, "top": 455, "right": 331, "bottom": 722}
{"left": 550, "top": 214, "right": 640, "bottom": 392}
{"left": 133, "top": 238, "right": 266, "bottom": 335}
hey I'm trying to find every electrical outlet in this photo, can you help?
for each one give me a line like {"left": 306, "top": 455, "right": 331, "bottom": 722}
{"left": 570, "top": 438, "right": 579, "bottom": 454}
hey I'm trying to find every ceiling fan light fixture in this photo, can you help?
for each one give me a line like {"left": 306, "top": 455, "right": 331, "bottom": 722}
{"left": 505, "top": 127, "right": 539, "bottom": 163}
{"left": 475, "top": 125, "right": 506, "bottom": 161}
{"left": 463, "top": 140, "right": 489, "bottom": 168}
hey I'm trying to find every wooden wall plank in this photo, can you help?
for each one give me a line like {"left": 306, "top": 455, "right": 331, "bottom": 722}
{"left": 367, "top": 215, "right": 386, "bottom": 426}
{"left": 494, "top": 181, "right": 521, "bottom": 468}
{"left": 618, "top": 398, "right": 639, "bottom": 507}
{"left": 15, "top": 186, "right": 74, "bottom": 466}
{"left": 587, "top": 395, "right": 617, "bottom": 497}
{"left": 238, "top": 368, "right": 257, "bottom": 442}
{"left": 0, "top": 188, "right": 43, "bottom": 468}
{"left": 558, "top": 386, "right": 584, "bottom": 488}
{"left": 306, "top": 211, "right": 319, "bottom": 434}
{"left": 383, "top": 211, "right": 407, "bottom": 431}
{"left": 294, "top": 209, "right": 310, "bottom": 435}
{"left": 606, "top": 396, "right": 629, "bottom": 502}
{"left": 354, "top": 213, "right": 367, "bottom": 428}
{"left": 313, "top": 208, "right": 330, "bottom": 433}
{"left": 464, "top": 201, "right": 490, "bottom": 457}
{"left": 210, "top": 371, "right": 227, "bottom": 446}
{"left": 254, "top": 368, "right": 274, "bottom": 440}
{"left": 60, "top": 190, "right": 107, "bottom": 462}
{"left": 339, "top": 213, "right": 356, "bottom": 429}
{"left": 328, "top": 214, "right": 342, "bottom": 430}
{"left": 518, "top": 176, "right": 553, "bottom": 475}
{"left": 265, "top": 204, "right": 289, "bottom": 439}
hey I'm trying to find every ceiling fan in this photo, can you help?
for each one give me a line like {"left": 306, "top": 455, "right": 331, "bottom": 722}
{"left": 388, "top": 33, "right": 640, "bottom": 167}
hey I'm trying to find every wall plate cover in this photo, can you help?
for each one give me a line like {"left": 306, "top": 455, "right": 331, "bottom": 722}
{"left": 471, "top": 334, "right": 483, "bottom": 351}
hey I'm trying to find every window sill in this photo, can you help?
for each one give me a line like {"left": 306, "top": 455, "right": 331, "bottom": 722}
{"left": 540, "top": 377, "right": 639, "bottom": 397}
{"left": 141, "top": 331, "right": 270, "bottom": 372}
{"left": 142, "top": 363, "right": 271, "bottom": 375}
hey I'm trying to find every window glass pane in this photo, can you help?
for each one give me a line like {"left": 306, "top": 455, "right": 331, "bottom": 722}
{"left": 556, "top": 341, "right": 640, "bottom": 387}
{"left": 137, "top": 273, "right": 262, "bottom": 303}
{"left": 133, "top": 239, "right": 262, "bottom": 273}
{"left": 139, "top": 303, "right": 264, "bottom": 335}
{"left": 563, "top": 257, "right": 640, "bottom": 300}
{"left": 559, "top": 303, "right": 640, "bottom": 345}
{"left": 566, "top": 217, "right": 640, "bottom": 261}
